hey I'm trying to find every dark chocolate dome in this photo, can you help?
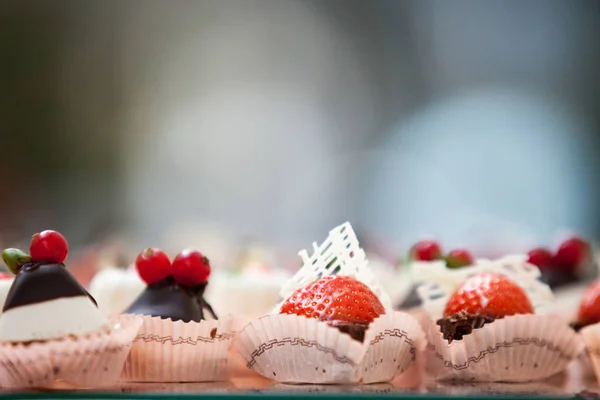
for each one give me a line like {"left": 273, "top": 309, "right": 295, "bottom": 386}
{"left": 124, "top": 277, "right": 216, "bottom": 323}
{"left": 3, "top": 263, "right": 97, "bottom": 312}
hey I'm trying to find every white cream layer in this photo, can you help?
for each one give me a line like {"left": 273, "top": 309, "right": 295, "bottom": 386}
{"left": 0, "top": 296, "right": 108, "bottom": 342}
{"left": 89, "top": 268, "right": 145, "bottom": 315}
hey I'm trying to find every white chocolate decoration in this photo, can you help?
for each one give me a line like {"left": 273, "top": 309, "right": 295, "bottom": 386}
{"left": 277, "top": 222, "right": 393, "bottom": 312}
{"left": 414, "top": 255, "right": 554, "bottom": 320}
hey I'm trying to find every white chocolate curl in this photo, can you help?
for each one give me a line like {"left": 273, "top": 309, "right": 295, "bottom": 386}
{"left": 276, "top": 222, "right": 393, "bottom": 313}
{"left": 414, "top": 255, "right": 555, "bottom": 320}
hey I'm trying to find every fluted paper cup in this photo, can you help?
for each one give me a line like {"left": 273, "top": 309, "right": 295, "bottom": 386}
{"left": 234, "top": 311, "right": 425, "bottom": 384}
{"left": 0, "top": 315, "right": 142, "bottom": 389}
{"left": 425, "top": 314, "right": 584, "bottom": 382}
{"left": 121, "top": 315, "right": 234, "bottom": 382}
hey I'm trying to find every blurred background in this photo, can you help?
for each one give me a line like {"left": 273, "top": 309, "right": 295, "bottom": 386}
{"left": 1, "top": 0, "right": 600, "bottom": 270}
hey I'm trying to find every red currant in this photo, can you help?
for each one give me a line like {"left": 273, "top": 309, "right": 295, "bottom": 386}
{"left": 0, "top": 272, "right": 12, "bottom": 280}
{"left": 172, "top": 249, "right": 211, "bottom": 286}
{"left": 527, "top": 248, "right": 554, "bottom": 271}
{"left": 411, "top": 240, "right": 442, "bottom": 261}
{"left": 554, "top": 237, "right": 590, "bottom": 272}
{"left": 135, "top": 248, "right": 172, "bottom": 285}
{"left": 30, "top": 230, "right": 69, "bottom": 264}
{"left": 445, "top": 249, "right": 473, "bottom": 269}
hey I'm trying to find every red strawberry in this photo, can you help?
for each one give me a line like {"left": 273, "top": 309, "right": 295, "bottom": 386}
{"left": 445, "top": 249, "right": 473, "bottom": 269}
{"left": 280, "top": 276, "right": 385, "bottom": 326}
{"left": 527, "top": 248, "right": 554, "bottom": 271}
{"left": 554, "top": 237, "right": 590, "bottom": 272}
{"left": 444, "top": 273, "right": 534, "bottom": 318}
{"left": 577, "top": 279, "right": 600, "bottom": 327}
{"left": 410, "top": 240, "right": 442, "bottom": 262}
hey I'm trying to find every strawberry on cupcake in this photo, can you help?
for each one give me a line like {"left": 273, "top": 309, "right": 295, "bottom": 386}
{"left": 416, "top": 255, "right": 583, "bottom": 382}
{"left": 235, "top": 222, "right": 425, "bottom": 384}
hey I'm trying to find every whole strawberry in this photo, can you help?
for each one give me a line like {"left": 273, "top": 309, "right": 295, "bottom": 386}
{"left": 445, "top": 249, "right": 473, "bottom": 269}
{"left": 577, "top": 279, "right": 600, "bottom": 328}
{"left": 444, "top": 272, "right": 534, "bottom": 319}
{"left": 410, "top": 240, "right": 443, "bottom": 262}
{"left": 554, "top": 237, "right": 590, "bottom": 273}
{"left": 280, "top": 276, "right": 385, "bottom": 327}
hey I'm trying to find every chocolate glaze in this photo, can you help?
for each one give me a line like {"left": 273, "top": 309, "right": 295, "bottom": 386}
{"left": 333, "top": 322, "right": 368, "bottom": 342}
{"left": 3, "top": 263, "right": 98, "bottom": 313}
{"left": 124, "top": 277, "right": 217, "bottom": 323}
{"left": 437, "top": 311, "right": 497, "bottom": 343}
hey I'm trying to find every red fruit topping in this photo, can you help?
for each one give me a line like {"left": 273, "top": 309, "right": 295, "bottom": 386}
{"left": 527, "top": 248, "right": 554, "bottom": 271}
{"left": 0, "top": 272, "right": 12, "bottom": 280}
{"left": 444, "top": 272, "right": 534, "bottom": 319}
{"left": 445, "top": 249, "right": 473, "bottom": 269}
{"left": 577, "top": 279, "right": 600, "bottom": 326}
{"left": 172, "top": 249, "right": 211, "bottom": 286}
{"left": 29, "top": 230, "right": 69, "bottom": 264}
{"left": 554, "top": 237, "right": 590, "bottom": 272}
{"left": 280, "top": 276, "right": 385, "bottom": 326}
{"left": 411, "top": 240, "right": 442, "bottom": 261}
{"left": 135, "top": 248, "right": 172, "bottom": 285}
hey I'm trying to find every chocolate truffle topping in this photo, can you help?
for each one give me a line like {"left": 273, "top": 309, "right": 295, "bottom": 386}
{"left": 124, "top": 276, "right": 217, "bottom": 323}
{"left": 437, "top": 310, "right": 498, "bottom": 343}
{"left": 3, "top": 263, "right": 97, "bottom": 312}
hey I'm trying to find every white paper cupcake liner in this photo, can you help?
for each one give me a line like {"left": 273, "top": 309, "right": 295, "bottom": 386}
{"left": 580, "top": 323, "right": 600, "bottom": 384}
{"left": 0, "top": 315, "right": 143, "bottom": 389}
{"left": 121, "top": 315, "right": 234, "bottom": 382}
{"left": 234, "top": 311, "right": 425, "bottom": 384}
{"left": 425, "top": 314, "right": 584, "bottom": 382}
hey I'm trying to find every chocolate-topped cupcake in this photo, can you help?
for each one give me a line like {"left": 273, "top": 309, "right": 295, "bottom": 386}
{"left": 0, "top": 230, "right": 141, "bottom": 389}
{"left": 121, "top": 248, "right": 231, "bottom": 383}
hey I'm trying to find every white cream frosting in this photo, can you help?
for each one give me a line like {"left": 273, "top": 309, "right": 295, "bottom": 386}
{"left": 88, "top": 267, "right": 145, "bottom": 315}
{"left": 0, "top": 296, "right": 108, "bottom": 342}
{"left": 276, "top": 222, "right": 393, "bottom": 313}
{"left": 414, "top": 255, "right": 554, "bottom": 320}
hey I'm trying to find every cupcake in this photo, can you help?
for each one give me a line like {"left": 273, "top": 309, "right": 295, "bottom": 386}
{"left": 397, "top": 240, "right": 474, "bottom": 309}
{"left": 205, "top": 244, "right": 291, "bottom": 318}
{"left": 0, "top": 272, "right": 13, "bottom": 311}
{"left": 121, "top": 248, "right": 233, "bottom": 382}
{"left": 235, "top": 222, "right": 425, "bottom": 384}
{"left": 0, "top": 230, "right": 141, "bottom": 388}
{"left": 88, "top": 267, "right": 145, "bottom": 316}
{"left": 415, "top": 255, "right": 584, "bottom": 382}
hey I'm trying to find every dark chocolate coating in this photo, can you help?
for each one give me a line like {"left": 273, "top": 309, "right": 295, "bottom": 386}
{"left": 3, "top": 263, "right": 97, "bottom": 312}
{"left": 334, "top": 322, "right": 368, "bottom": 342}
{"left": 437, "top": 311, "right": 497, "bottom": 343}
{"left": 124, "top": 277, "right": 217, "bottom": 323}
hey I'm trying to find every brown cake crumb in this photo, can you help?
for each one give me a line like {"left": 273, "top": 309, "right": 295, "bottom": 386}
{"left": 437, "top": 310, "right": 498, "bottom": 343}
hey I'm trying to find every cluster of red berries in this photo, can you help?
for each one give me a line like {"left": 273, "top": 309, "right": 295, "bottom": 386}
{"left": 409, "top": 240, "right": 473, "bottom": 269}
{"left": 526, "top": 237, "right": 590, "bottom": 274}
{"left": 135, "top": 248, "right": 211, "bottom": 286}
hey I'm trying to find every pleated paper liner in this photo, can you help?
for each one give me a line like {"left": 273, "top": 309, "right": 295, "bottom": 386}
{"left": 425, "top": 313, "right": 584, "bottom": 382}
{"left": 0, "top": 314, "right": 143, "bottom": 389}
{"left": 121, "top": 315, "right": 234, "bottom": 382}
{"left": 580, "top": 322, "right": 600, "bottom": 385}
{"left": 234, "top": 311, "right": 425, "bottom": 384}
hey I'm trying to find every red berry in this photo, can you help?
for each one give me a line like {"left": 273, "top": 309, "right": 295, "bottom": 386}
{"left": 280, "top": 276, "right": 385, "bottom": 325}
{"left": 29, "top": 230, "right": 69, "bottom": 264}
{"left": 445, "top": 249, "right": 473, "bottom": 269}
{"left": 0, "top": 272, "right": 12, "bottom": 280}
{"left": 578, "top": 279, "right": 600, "bottom": 326}
{"left": 554, "top": 237, "right": 590, "bottom": 272}
{"left": 172, "top": 249, "right": 211, "bottom": 286}
{"left": 410, "top": 240, "right": 442, "bottom": 261}
{"left": 444, "top": 272, "right": 534, "bottom": 318}
{"left": 527, "top": 248, "right": 554, "bottom": 271}
{"left": 135, "top": 248, "right": 172, "bottom": 285}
